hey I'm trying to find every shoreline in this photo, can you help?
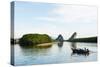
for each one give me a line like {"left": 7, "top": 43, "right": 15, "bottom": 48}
{"left": 36, "top": 42, "right": 57, "bottom": 48}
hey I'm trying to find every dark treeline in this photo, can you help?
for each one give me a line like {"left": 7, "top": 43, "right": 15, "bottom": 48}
{"left": 67, "top": 36, "right": 97, "bottom": 43}
{"left": 11, "top": 33, "right": 97, "bottom": 45}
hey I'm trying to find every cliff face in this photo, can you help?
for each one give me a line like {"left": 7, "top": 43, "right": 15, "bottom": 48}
{"left": 56, "top": 34, "right": 64, "bottom": 42}
{"left": 68, "top": 32, "right": 77, "bottom": 40}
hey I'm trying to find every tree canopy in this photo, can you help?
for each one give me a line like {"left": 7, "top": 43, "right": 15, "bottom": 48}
{"left": 19, "top": 34, "right": 52, "bottom": 46}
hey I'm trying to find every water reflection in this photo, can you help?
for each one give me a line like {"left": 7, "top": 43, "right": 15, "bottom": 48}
{"left": 19, "top": 44, "right": 52, "bottom": 56}
{"left": 71, "top": 51, "right": 90, "bottom": 56}
{"left": 14, "top": 42, "right": 97, "bottom": 65}
{"left": 19, "top": 44, "right": 52, "bottom": 49}
{"left": 57, "top": 42, "right": 63, "bottom": 47}
{"left": 70, "top": 42, "right": 77, "bottom": 49}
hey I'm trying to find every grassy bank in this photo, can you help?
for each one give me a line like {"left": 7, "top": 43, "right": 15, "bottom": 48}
{"left": 35, "top": 42, "right": 55, "bottom": 48}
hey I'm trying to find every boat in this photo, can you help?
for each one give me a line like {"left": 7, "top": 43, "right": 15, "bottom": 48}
{"left": 71, "top": 48, "right": 89, "bottom": 54}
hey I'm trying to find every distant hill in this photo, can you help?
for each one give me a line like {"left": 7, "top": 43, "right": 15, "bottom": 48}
{"left": 19, "top": 34, "right": 53, "bottom": 46}
{"left": 67, "top": 36, "right": 97, "bottom": 43}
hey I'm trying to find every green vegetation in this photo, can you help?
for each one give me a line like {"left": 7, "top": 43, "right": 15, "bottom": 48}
{"left": 19, "top": 34, "right": 53, "bottom": 46}
{"left": 67, "top": 36, "right": 97, "bottom": 43}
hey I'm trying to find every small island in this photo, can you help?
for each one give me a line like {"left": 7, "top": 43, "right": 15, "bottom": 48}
{"left": 19, "top": 34, "right": 53, "bottom": 46}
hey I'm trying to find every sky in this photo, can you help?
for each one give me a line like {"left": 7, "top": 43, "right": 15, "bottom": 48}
{"left": 14, "top": 1, "right": 97, "bottom": 39}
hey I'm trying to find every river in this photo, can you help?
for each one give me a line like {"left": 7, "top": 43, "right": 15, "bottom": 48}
{"left": 12, "top": 42, "right": 97, "bottom": 66}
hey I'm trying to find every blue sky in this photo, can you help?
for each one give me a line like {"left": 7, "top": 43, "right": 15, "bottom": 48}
{"left": 14, "top": 1, "right": 97, "bottom": 39}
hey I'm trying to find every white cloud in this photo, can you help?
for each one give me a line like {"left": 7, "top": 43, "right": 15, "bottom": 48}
{"left": 33, "top": 5, "right": 97, "bottom": 24}
{"left": 15, "top": 4, "right": 97, "bottom": 38}
{"left": 49, "top": 5, "right": 97, "bottom": 23}
{"left": 33, "top": 16, "right": 65, "bottom": 23}
{"left": 35, "top": 17, "right": 56, "bottom": 21}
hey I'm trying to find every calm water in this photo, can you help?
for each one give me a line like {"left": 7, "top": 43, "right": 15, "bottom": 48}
{"left": 13, "top": 42, "right": 97, "bottom": 66}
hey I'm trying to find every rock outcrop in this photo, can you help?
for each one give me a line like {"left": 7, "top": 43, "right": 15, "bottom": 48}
{"left": 68, "top": 32, "right": 77, "bottom": 40}
{"left": 56, "top": 34, "right": 64, "bottom": 42}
